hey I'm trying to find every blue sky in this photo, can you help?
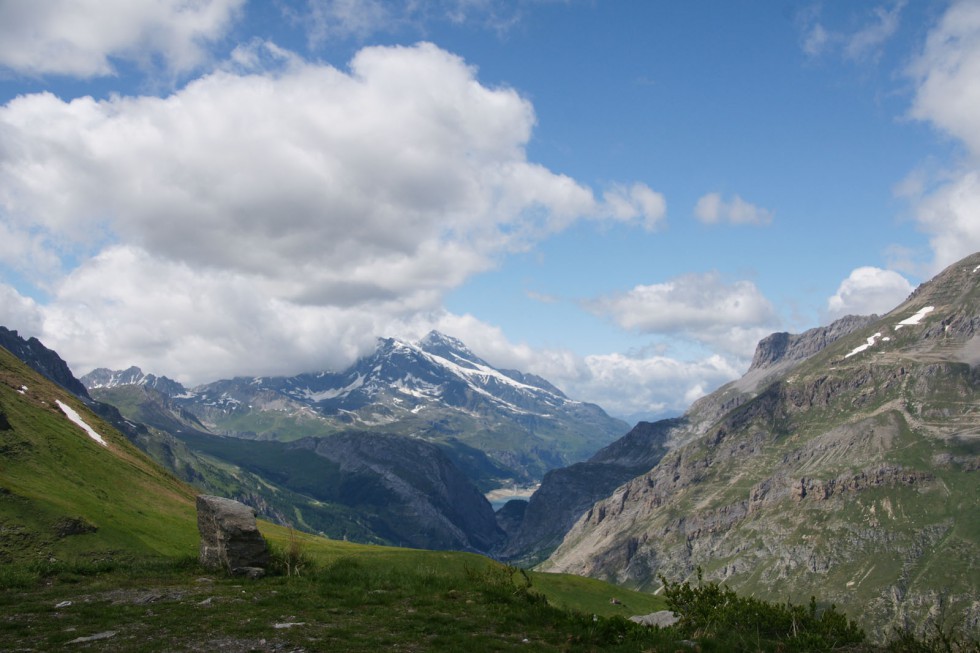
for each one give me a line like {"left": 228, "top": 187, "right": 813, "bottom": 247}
{"left": 0, "top": 0, "right": 978, "bottom": 421}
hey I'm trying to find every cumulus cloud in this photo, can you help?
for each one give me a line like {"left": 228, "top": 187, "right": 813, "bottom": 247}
{"left": 693, "top": 193, "right": 773, "bottom": 226}
{"left": 826, "top": 266, "right": 913, "bottom": 319}
{"left": 0, "top": 284, "right": 42, "bottom": 336}
{"left": 603, "top": 183, "right": 667, "bottom": 230}
{"left": 908, "top": 0, "right": 980, "bottom": 157}
{"left": 0, "top": 41, "right": 663, "bottom": 385}
{"left": 0, "top": 0, "right": 244, "bottom": 78}
{"left": 589, "top": 273, "right": 776, "bottom": 332}
{"left": 569, "top": 352, "right": 742, "bottom": 418}
{"left": 904, "top": 0, "right": 980, "bottom": 272}
{"left": 586, "top": 272, "right": 778, "bottom": 358}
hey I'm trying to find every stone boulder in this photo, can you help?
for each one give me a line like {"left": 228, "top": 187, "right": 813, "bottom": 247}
{"left": 629, "top": 610, "right": 680, "bottom": 628}
{"left": 196, "top": 495, "right": 270, "bottom": 576}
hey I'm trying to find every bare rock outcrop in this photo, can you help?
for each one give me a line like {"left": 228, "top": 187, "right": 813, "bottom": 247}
{"left": 196, "top": 495, "right": 270, "bottom": 576}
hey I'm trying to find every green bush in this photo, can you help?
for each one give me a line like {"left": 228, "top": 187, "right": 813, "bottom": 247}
{"left": 660, "top": 567, "right": 865, "bottom": 652}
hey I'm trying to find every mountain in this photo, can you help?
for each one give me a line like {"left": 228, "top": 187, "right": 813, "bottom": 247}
{"left": 501, "top": 314, "right": 878, "bottom": 565}
{"left": 0, "top": 326, "right": 90, "bottom": 399}
{"left": 0, "top": 342, "right": 199, "bottom": 563}
{"left": 0, "top": 328, "right": 511, "bottom": 553}
{"left": 539, "top": 252, "right": 980, "bottom": 636}
{"left": 173, "top": 429, "right": 504, "bottom": 552}
{"left": 84, "top": 331, "right": 628, "bottom": 487}
{"left": 83, "top": 365, "right": 188, "bottom": 397}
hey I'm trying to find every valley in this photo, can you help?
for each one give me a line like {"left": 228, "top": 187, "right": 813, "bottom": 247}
{"left": 1, "top": 251, "right": 977, "bottom": 645}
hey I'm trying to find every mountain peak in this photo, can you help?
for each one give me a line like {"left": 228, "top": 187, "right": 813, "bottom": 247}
{"left": 80, "top": 366, "right": 188, "bottom": 397}
{"left": 417, "top": 330, "right": 481, "bottom": 363}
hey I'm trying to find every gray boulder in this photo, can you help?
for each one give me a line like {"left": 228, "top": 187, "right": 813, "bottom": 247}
{"left": 629, "top": 610, "right": 680, "bottom": 628}
{"left": 196, "top": 495, "right": 270, "bottom": 575}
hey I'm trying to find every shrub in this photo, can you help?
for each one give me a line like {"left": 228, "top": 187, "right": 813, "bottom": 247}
{"left": 660, "top": 567, "right": 865, "bottom": 652}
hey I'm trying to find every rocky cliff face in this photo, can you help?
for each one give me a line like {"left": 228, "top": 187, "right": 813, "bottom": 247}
{"left": 542, "top": 252, "right": 980, "bottom": 637}
{"left": 500, "top": 315, "right": 877, "bottom": 565}
{"left": 749, "top": 314, "right": 880, "bottom": 372}
{"left": 498, "top": 419, "right": 674, "bottom": 564}
{"left": 0, "top": 327, "right": 89, "bottom": 399}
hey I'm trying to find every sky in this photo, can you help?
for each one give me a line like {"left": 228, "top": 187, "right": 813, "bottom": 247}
{"left": 0, "top": 0, "right": 978, "bottom": 422}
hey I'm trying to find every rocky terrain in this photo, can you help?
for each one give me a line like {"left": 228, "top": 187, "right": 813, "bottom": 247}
{"left": 540, "top": 252, "right": 980, "bottom": 636}
{"left": 500, "top": 314, "right": 879, "bottom": 565}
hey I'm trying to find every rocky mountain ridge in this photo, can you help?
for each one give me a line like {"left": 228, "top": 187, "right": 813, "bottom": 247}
{"left": 0, "top": 326, "right": 90, "bottom": 399}
{"left": 540, "top": 252, "right": 980, "bottom": 636}
{"left": 82, "top": 330, "right": 628, "bottom": 486}
{"left": 500, "top": 313, "right": 880, "bottom": 565}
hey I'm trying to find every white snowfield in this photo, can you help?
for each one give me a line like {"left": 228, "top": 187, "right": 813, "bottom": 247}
{"left": 894, "top": 306, "right": 934, "bottom": 331}
{"left": 843, "top": 306, "right": 937, "bottom": 360}
{"left": 845, "top": 333, "right": 883, "bottom": 359}
{"left": 55, "top": 400, "right": 108, "bottom": 447}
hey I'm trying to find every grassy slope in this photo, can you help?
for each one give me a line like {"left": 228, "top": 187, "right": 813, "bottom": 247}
{"left": 0, "top": 350, "right": 199, "bottom": 561}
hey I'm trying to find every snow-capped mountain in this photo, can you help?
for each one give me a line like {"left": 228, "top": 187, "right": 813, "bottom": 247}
{"left": 83, "top": 365, "right": 188, "bottom": 397}
{"left": 83, "top": 331, "right": 629, "bottom": 485}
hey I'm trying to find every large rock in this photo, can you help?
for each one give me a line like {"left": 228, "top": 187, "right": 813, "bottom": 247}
{"left": 196, "top": 495, "right": 269, "bottom": 575}
{"left": 629, "top": 611, "right": 680, "bottom": 628}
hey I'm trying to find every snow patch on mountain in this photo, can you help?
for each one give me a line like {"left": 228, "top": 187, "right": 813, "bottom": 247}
{"left": 845, "top": 333, "right": 883, "bottom": 359}
{"left": 894, "top": 306, "right": 934, "bottom": 330}
{"left": 56, "top": 400, "right": 107, "bottom": 447}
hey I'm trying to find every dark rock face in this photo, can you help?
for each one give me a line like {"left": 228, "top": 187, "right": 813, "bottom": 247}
{"left": 494, "top": 499, "right": 528, "bottom": 540}
{"left": 499, "top": 420, "right": 673, "bottom": 564}
{"left": 54, "top": 516, "right": 98, "bottom": 538}
{"left": 196, "top": 495, "right": 270, "bottom": 575}
{"left": 294, "top": 432, "right": 506, "bottom": 553}
{"left": 0, "top": 327, "right": 90, "bottom": 399}
{"left": 749, "top": 315, "right": 878, "bottom": 372}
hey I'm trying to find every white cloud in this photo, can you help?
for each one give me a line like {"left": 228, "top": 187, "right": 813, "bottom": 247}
{"left": 908, "top": 0, "right": 980, "bottom": 157}
{"left": 911, "top": 171, "right": 980, "bottom": 269}
{"left": 693, "top": 193, "right": 772, "bottom": 226}
{"left": 573, "top": 352, "right": 743, "bottom": 417}
{"left": 589, "top": 272, "right": 776, "bottom": 333}
{"left": 0, "top": 0, "right": 244, "bottom": 78}
{"left": 41, "top": 245, "right": 401, "bottom": 383}
{"left": 826, "top": 266, "right": 913, "bottom": 319}
{"left": 904, "top": 0, "right": 980, "bottom": 272}
{"left": 0, "top": 43, "right": 600, "bottom": 299}
{"left": 0, "top": 41, "right": 664, "bottom": 387}
{"left": 603, "top": 183, "right": 667, "bottom": 230}
{"left": 0, "top": 284, "right": 42, "bottom": 336}
{"left": 586, "top": 272, "right": 778, "bottom": 358}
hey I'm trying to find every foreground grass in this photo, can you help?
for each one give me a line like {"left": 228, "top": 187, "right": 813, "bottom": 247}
{"left": 0, "top": 554, "right": 680, "bottom": 652}
{"left": 2, "top": 552, "right": 977, "bottom": 652}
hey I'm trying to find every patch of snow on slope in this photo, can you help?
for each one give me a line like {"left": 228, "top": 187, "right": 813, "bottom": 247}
{"left": 894, "top": 306, "right": 934, "bottom": 331}
{"left": 845, "top": 333, "right": 883, "bottom": 359}
{"left": 55, "top": 400, "right": 108, "bottom": 447}
{"left": 304, "top": 374, "right": 365, "bottom": 401}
